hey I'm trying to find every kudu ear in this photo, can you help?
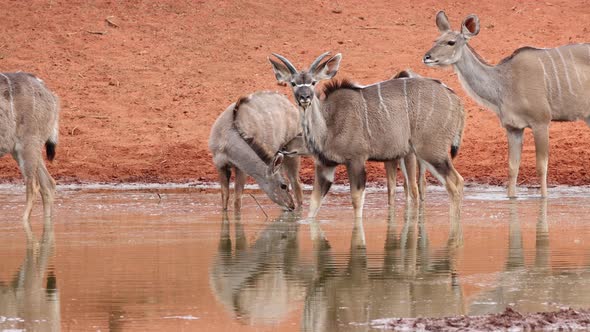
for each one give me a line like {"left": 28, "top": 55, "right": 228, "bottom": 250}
{"left": 268, "top": 57, "right": 292, "bottom": 83}
{"left": 436, "top": 11, "right": 451, "bottom": 32}
{"left": 311, "top": 53, "right": 342, "bottom": 81}
{"left": 268, "top": 152, "right": 285, "bottom": 176}
{"left": 461, "top": 14, "right": 480, "bottom": 39}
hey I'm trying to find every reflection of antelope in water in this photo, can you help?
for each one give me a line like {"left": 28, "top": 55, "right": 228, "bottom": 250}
{"left": 302, "top": 209, "right": 464, "bottom": 331}
{"left": 469, "top": 199, "right": 590, "bottom": 315}
{"left": 0, "top": 219, "right": 59, "bottom": 331}
{"left": 209, "top": 212, "right": 308, "bottom": 325}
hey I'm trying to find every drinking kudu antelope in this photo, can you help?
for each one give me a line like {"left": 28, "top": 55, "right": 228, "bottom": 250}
{"left": 0, "top": 73, "right": 59, "bottom": 221}
{"left": 209, "top": 91, "right": 302, "bottom": 211}
{"left": 269, "top": 52, "right": 465, "bottom": 219}
{"left": 424, "top": 11, "right": 590, "bottom": 198}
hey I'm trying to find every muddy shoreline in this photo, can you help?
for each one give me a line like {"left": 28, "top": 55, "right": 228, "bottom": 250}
{"left": 373, "top": 308, "right": 590, "bottom": 331}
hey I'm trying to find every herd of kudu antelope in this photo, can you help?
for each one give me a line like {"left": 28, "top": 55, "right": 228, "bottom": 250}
{"left": 210, "top": 11, "right": 590, "bottom": 220}
{"left": 2, "top": 12, "right": 590, "bottom": 223}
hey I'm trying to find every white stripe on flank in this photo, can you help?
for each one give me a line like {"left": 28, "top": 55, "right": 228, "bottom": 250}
{"left": 403, "top": 79, "right": 411, "bottom": 128}
{"left": 556, "top": 48, "right": 576, "bottom": 96}
{"left": 429, "top": 85, "right": 435, "bottom": 119}
{"left": 0, "top": 73, "right": 14, "bottom": 119}
{"left": 377, "top": 83, "right": 391, "bottom": 121}
{"left": 567, "top": 48, "right": 584, "bottom": 85}
{"left": 445, "top": 88, "right": 453, "bottom": 110}
{"left": 545, "top": 50, "right": 562, "bottom": 102}
{"left": 403, "top": 79, "right": 409, "bottom": 111}
{"left": 359, "top": 90, "right": 372, "bottom": 139}
{"left": 421, "top": 85, "right": 435, "bottom": 129}
{"left": 32, "top": 87, "right": 36, "bottom": 115}
{"left": 415, "top": 86, "right": 421, "bottom": 132}
{"left": 538, "top": 57, "right": 553, "bottom": 99}
{"left": 441, "top": 90, "right": 453, "bottom": 131}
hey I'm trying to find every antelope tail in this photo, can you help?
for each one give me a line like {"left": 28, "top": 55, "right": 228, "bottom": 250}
{"left": 45, "top": 124, "right": 59, "bottom": 162}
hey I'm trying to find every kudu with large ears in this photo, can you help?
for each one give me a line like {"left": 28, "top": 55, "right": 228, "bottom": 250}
{"left": 276, "top": 81, "right": 426, "bottom": 206}
{"left": 270, "top": 52, "right": 465, "bottom": 219}
{"left": 424, "top": 11, "right": 590, "bottom": 198}
{"left": 0, "top": 73, "right": 59, "bottom": 222}
{"left": 209, "top": 91, "right": 303, "bottom": 211}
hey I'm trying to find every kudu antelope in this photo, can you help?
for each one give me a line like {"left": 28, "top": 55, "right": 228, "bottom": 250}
{"left": 269, "top": 52, "right": 465, "bottom": 219}
{"left": 424, "top": 11, "right": 590, "bottom": 198}
{"left": 279, "top": 93, "right": 423, "bottom": 205}
{"left": 0, "top": 73, "right": 59, "bottom": 221}
{"left": 281, "top": 69, "right": 432, "bottom": 205}
{"left": 209, "top": 91, "right": 303, "bottom": 211}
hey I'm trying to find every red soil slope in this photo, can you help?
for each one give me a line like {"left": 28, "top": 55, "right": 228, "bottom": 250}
{"left": 1, "top": 0, "right": 589, "bottom": 186}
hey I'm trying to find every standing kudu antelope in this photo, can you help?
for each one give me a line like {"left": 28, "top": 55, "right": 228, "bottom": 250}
{"left": 279, "top": 79, "right": 424, "bottom": 206}
{"left": 209, "top": 91, "right": 303, "bottom": 211}
{"left": 269, "top": 52, "right": 465, "bottom": 219}
{"left": 0, "top": 73, "right": 59, "bottom": 221}
{"left": 424, "top": 11, "right": 590, "bottom": 198}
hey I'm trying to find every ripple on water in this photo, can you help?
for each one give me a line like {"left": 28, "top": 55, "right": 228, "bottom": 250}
{"left": 0, "top": 185, "right": 590, "bottom": 331}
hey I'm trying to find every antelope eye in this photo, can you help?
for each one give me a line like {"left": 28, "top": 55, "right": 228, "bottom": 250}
{"left": 290, "top": 81, "right": 296, "bottom": 86}
{"left": 447, "top": 40, "right": 456, "bottom": 46}
{"left": 280, "top": 183, "right": 288, "bottom": 190}
{"left": 311, "top": 81, "right": 317, "bottom": 86}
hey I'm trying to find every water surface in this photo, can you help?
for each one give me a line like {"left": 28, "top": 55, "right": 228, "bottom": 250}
{"left": 1, "top": 185, "right": 590, "bottom": 331}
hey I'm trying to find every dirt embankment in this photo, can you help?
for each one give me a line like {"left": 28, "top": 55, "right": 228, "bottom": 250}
{"left": 1, "top": 1, "right": 589, "bottom": 186}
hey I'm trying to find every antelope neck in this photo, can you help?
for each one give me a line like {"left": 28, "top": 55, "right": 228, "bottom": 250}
{"left": 453, "top": 44, "right": 505, "bottom": 112}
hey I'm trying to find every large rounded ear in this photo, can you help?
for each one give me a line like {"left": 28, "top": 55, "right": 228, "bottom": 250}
{"left": 461, "top": 14, "right": 480, "bottom": 39}
{"left": 268, "top": 57, "right": 292, "bottom": 84}
{"left": 268, "top": 152, "right": 284, "bottom": 175}
{"left": 436, "top": 11, "right": 451, "bottom": 32}
{"left": 311, "top": 53, "right": 342, "bottom": 81}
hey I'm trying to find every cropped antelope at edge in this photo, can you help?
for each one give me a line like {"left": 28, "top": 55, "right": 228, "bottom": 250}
{"left": 269, "top": 52, "right": 465, "bottom": 219}
{"left": 424, "top": 11, "right": 590, "bottom": 198}
{"left": 0, "top": 73, "right": 59, "bottom": 222}
{"left": 209, "top": 91, "right": 303, "bottom": 211}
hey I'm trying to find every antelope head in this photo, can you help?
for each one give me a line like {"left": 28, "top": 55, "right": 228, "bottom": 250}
{"left": 265, "top": 152, "right": 295, "bottom": 211}
{"left": 423, "top": 11, "right": 480, "bottom": 67}
{"left": 268, "top": 52, "right": 342, "bottom": 110}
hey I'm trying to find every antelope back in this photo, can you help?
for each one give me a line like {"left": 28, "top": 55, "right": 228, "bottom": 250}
{"left": 0, "top": 73, "right": 59, "bottom": 156}
{"left": 509, "top": 44, "right": 590, "bottom": 121}
{"left": 232, "top": 91, "right": 300, "bottom": 163}
{"left": 318, "top": 77, "right": 463, "bottom": 163}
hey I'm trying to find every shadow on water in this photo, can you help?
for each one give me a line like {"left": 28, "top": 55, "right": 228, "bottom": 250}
{"left": 0, "top": 218, "right": 60, "bottom": 331}
{"left": 210, "top": 205, "right": 466, "bottom": 330}
{"left": 469, "top": 199, "right": 590, "bottom": 314}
